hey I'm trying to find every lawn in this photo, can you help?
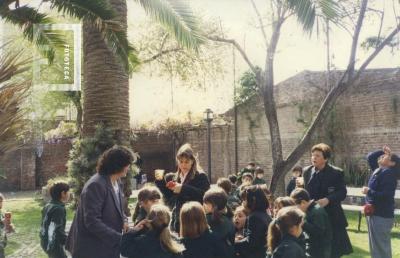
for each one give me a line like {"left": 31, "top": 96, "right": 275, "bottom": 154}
{"left": 2, "top": 196, "right": 399, "bottom": 257}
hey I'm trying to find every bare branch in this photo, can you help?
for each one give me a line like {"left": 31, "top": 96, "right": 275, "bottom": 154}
{"left": 355, "top": 22, "right": 400, "bottom": 79}
{"left": 283, "top": 3, "right": 400, "bottom": 174}
{"left": 142, "top": 47, "right": 183, "bottom": 64}
{"left": 207, "top": 36, "right": 258, "bottom": 76}
{"left": 250, "top": 0, "right": 268, "bottom": 47}
{"left": 347, "top": 0, "right": 368, "bottom": 78}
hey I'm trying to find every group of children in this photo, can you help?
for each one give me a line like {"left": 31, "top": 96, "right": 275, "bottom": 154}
{"left": 118, "top": 165, "right": 332, "bottom": 258}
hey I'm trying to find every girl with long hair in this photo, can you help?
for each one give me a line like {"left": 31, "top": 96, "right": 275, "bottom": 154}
{"left": 155, "top": 143, "right": 210, "bottom": 233}
{"left": 121, "top": 204, "right": 184, "bottom": 258}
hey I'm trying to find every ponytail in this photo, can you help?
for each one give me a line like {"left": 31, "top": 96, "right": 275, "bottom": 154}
{"left": 267, "top": 207, "right": 304, "bottom": 252}
{"left": 159, "top": 225, "right": 185, "bottom": 254}
{"left": 267, "top": 219, "right": 282, "bottom": 252}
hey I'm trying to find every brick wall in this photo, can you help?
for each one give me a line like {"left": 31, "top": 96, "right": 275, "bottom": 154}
{"left": 1, "top": 69, "right": 399, "bottom": 190}
{"left": 133, "top": 69, "right": 400, "bottom": 185}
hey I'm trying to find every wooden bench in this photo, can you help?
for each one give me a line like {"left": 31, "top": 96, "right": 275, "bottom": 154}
{"left": 342, "top": 204, "right": 400, "bottom": 232}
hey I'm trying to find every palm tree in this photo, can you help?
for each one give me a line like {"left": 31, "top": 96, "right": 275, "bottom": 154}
{"left": 82, "top": 0, "right": 205, "bottom": 141}
{"left": 1, "top": 0, "right": 204, "bottom": 140}
{"left": 0, "top": 45, "right": 31, "bottom": 178}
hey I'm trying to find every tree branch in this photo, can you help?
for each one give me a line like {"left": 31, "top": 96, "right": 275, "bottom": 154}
{"left": 207, "top": 36, "right": 258, "bottom": 76}
{"left": 142, "top": 47, "right": 183, "bottom": 64}
{"left": 250, "top": 0, "right": 268, "bottom": 47}
{"left": 347, "top": 0, "right": 368, "bottom": 78}
{"left": 355, "top": 22, "right": 400, "bottom": 80}
{"left": 283, "top": 1, "right": 400, "bottom": 175}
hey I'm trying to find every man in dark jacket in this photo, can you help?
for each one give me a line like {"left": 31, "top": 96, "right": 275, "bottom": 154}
{"left": 66, "top": 146, "right": 134, "bottom": 258}
{"left": 299, "top": 143, "right": 352, "bottom": 258}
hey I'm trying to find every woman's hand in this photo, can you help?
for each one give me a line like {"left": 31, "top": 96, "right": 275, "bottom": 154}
{"left": 316, "top": 198, "right": 329, "bottom": 207}
{"left": 154, "top": 169, "right": 165, "bottom": 181}
{"left": 383, "top": 145, "right": 391, "bottom": 155}
{"left": 172, "top": 183, "right": 182, "bottom": 194}
{"left": 362, "top": 186, "right": 369, "bottom": 195}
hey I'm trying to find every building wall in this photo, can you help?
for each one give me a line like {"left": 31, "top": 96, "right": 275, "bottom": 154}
{"left": 0, "top": 69, "right": 399, "bottom": 190}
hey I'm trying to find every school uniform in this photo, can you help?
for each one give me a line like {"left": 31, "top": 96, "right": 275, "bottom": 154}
{"left": 120, "top": 230, "right": 183, "bottom": 258}
{"left": 40, "top": 200, "right": 67, "bottom": 258}
{"left": 303, "top": 202, "right": 332, "bottom": 258}
{"left": 303, "top": 164, "right": 353, "bottom": 257}
{"left": 270, "top": 234, "right": 306, "bottom": 258}
{"left": 181, "top": 230, "right": 225, "bottom": 258}
{"left": 366, "top": 150, "right": 398, "bottom": 258}
{"left": 234, "top": 211, "right": 271, "bottom": 258}
{"left": 206, "top": 213, "right": 235, "bottom": 258}
{"left": 155, "top": 171, "right": 210, "bottom": 232}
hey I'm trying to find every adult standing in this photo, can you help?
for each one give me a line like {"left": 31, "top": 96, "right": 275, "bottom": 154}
{"left": 155, "top": 143, "right": 210, "bottom": 233}
{"left": 298, "top": 143, "right": 352, "bottom": 258}
{"left": 66, "top": 146, "right": 135, "bottom": 258}
{"left": 362, "top": 146, "right": 400, "bottom": 258}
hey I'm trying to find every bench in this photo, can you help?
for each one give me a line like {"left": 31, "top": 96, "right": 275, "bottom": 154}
{"left": 342, "top": 204, "right": 400, "bottom": 232}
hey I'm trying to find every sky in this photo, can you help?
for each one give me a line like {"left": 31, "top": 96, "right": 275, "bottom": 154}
{"left": 1, "top": 0, "right": 399, "bottom": 126}
{"left": 128, "top": 0, "right": 400, "bottom": 126}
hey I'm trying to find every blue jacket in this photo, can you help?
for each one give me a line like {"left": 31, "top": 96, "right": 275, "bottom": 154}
{"left": 366, "top": 150, "right": 398, "bottom": 218}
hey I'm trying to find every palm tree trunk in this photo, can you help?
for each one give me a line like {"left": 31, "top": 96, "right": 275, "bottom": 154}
{"left": 82, "top": 0, "right": 129, "bottom": 144}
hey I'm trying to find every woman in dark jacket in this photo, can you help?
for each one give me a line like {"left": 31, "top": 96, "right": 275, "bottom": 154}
{"left": 120, "top": 204, "right": 184, "bottom": 258}
{"left": 362, "top": 146, "right": 400, "bottom": 258}
{"left": 180, "top": 201, "right": 225, "bottom": 258}
{"left": 299, "top": 143, "right": 352, "bottom": 258}
{"left": 155, "top": 143, "right": 210, "bottom": 233}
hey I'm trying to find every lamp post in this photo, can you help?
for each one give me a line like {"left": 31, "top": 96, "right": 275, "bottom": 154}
{"left": 203, "top": 108, "right": 214, "bottom": 182}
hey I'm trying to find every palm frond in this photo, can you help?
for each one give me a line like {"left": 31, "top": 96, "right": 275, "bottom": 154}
{"left": 48, "top": 0, "right": 137, "bottom": 73}
{"left": 134, "top": 0, "right": 205, "bottom": 52}
{"left": 286, "top": 0, "right": 341, "bottom": 32}
{"left": 0, "top": 5, "right": 66, "bottom": 63}
{"left": 0, "top": 48, "right": 30, "bottom": 156}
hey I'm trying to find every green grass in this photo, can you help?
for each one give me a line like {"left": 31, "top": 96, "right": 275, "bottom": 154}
{"left": 2, "top": 198, "right": 74, "bottom": 258}
{"left": 2, "top": 197, "right": 400, "bottom": 257}
{"left": 343, "top": 211, "right": 400, "bottom": 258}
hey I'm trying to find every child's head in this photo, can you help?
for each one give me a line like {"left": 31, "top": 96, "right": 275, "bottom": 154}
{"left": 241, "top": 172, "right": 253, "bottom": 185}
{"left": 255, "top": 167, "right": 264, "bottom": 179}
{"left": 49, "top": 182, "right": 70, "bottom": 203}
{"left": 267, "top": 206, "right": 305, "bottom": 251}
{"left": 240, "top": 185, "right": 269, "bottom": 213}
{"left": 273, "top": 197, "right": 295, "bottom": 216}
{"left": 217, "top": 178, "right": 232, "bottom": 195}
{"left": 147, "top": 204, "right": 184, "bottom": 253}
{"left": 378, "top": 152, "right": 400, "bottom": 169}
{"left": 176, "top": 143, "right": 202, "bottom": 177}
{"left": 247, "top": 162, "right": 256, "bottom": 169}
{"left": 291, "top": 166, "right": 303, "bottom": 177}
{"left": 203, "top": 187, "right": 228, "bottom": 224}
{"left": 290, "top": 188, "right": 311, "bottom": 212}
{"left": 180, "top": 201, "right": 209, "bottom": 238}
{"left": 0, "top": 193, "right": 4, "bottom": 209}
{"left": 137, "top": 186, "right": 162, "bottom": 213}
{"left": 228, "top": 174, "right": 237, "bottom": 185}
{"left": 233, "top": 205, "right": 248, "bottom": 231}
{"left": 164, "top": 172, "right": 175, "bottom": 183}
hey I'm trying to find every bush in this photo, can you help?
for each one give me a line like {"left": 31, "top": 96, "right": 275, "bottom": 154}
{"left": 44, "top": 121, "right": 77, "bottom": 141}
{"left": 67, "top": 124, "right": 136, "bottom": 206}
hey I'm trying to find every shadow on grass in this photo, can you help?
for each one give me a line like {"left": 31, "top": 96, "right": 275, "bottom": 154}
{"left": 344, "top": 245, "right": 370, "bottom": 258}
